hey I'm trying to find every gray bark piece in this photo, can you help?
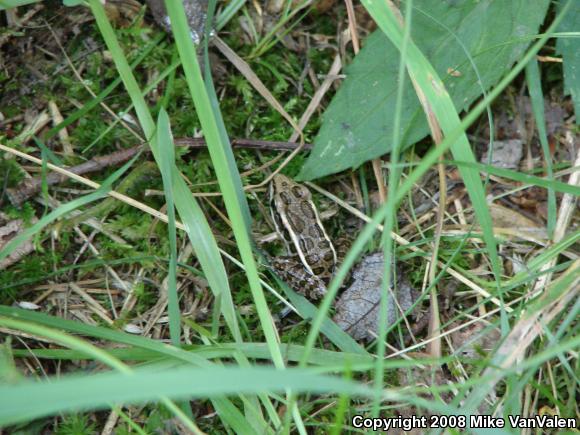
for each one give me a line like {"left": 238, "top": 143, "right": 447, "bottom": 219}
{"left": 0, "top": 213, "right": 37, "bottom": 270}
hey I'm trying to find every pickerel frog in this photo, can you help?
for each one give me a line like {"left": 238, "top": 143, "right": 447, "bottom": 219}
{"left": 269, "top": 174, "right": 343, "bottom": 300}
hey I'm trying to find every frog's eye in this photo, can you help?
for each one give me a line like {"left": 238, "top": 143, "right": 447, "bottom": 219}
{"left": 292, "top": 186, "right": 307, "bottom": 198}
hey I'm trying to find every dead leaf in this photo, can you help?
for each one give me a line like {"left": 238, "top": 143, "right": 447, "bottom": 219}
{"left": 333, "top": 252, "right": 419, "bottom": 341}
{"left": 481, "top": 139, "right": 523, "bottom": 169}
{"left": 489, "top": 203, "right": 547, "bottom": 239}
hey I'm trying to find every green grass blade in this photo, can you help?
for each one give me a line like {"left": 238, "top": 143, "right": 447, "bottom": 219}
{"left": 157, "top": 108, "right": 180, "bottom": 346}
{"left": 282, "top": 286, "right": 367, "bottom": 355}
{"left": 88, "top": 0, "right": 154, "bottom": 131}
{"left": 374, "top": 0, "right": 414, "bottom": 416}
{"left": 462, "top": 261, "right": 580, "bottom": 412}
{"left": 168, "top": 2, "right": 287, "bottom": 427}
{"left": 0, "top": 365, "right": 373, "bottom": 427}
{"left": 88, "top": 0, "right": 240, "bottom": 342}
{"left": 0, "top": 193, "right": 102, "bottom": 264}
{"left": 163, "top": 0, "right": 284, "bottom": 369}
{"left": 12, "top": 343, "right": 374, "bottom": 368}
{"left": 450, "top": 160, "right": 580, "bottom": 196}
{"left": 215, "top": 0, "right": 247, "bottom": 30}
{"left": 0, "top": 307, "right": 257, "bottom": 431}
{"left": 0, "top": 317, "right": 129, "bottom": 373}
{"left": 0, "top": 317, "right": 203, "bottom": 432}
{"left": 171, "top": 180, "right": 242, "bottom": 341}
{"left": 525, "top": 59, "right": 557, "bottom": 237}
{"left": 43, "top": 34, "right": 163, "bottom": 142}
{"left": 0, "top": 0, "right": 38, "bottom": 9}
{"left": 0, "top": 306, "right": 211, "bottom": 366}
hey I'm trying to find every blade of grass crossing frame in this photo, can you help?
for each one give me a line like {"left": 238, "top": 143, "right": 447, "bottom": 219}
{"left": 0, "top": 0, "right": 39, "bottom": 10}
{"left": 0, "top": 306, "right": 209, "bottom": 366}
{"left": 11, "top": 343, "right": 375, "bottom": 369}
{"left": 157, "top": 108, "right": 180, "bottom": 346}
{"left": 0, "top": 364, "right": 377, "bottom": 428}
{"left": 525, "top": 59, "right": 556, "bottom": 238}
{"left": 88, "top": 0, "right": 240, "bottom": 342}
{"left": 88, "top": 0, "right": 154, "bottom": 130}
{"left": 283, "top": 284, "right": 367, "bottom": 355}
{"left": 84, "top": 56, "right": 181, "bottom": 153}
{"left": 0, "top": 317, "right": 203, "bottom": 433}
{"left": 203, "top": 11, "right": 274, "bottom": 428}
{"left": 87, "top": 4, "right": 256, "bottom": 430}
{"left": 375, "top": 0, "right": 413, "bottom": 417}
{"left": 163, "top": 0, "right": 285, "bottom": 369}
{"left": 171, "top": 178, "right": 242, "bottom": 342}
{"left": 451, "top": 160, "right": 580, "bottom": 195}
{"left": 0, "top": 308, "right": 254, "bottom": 431}
{"left": 202, "top": 14, "right": 273, "bottom": 427}
{"left": 0, "top": 317, "right": 130, "bottom": 373}
{"left": 203, "top": 0, "right": 252, "bottom": 229}
{"left": 166, "top": 2, "right": 302, "bottom": 431}
{"left": 204, "top": 2, "right": 278, "bottom": 430}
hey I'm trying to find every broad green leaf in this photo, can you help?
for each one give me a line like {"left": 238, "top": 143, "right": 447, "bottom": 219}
{"left": 556, "top": 1, "right": 580, "bottom": 123}
{"left": 300, "top": 0, "right": 550, "bottom": 180}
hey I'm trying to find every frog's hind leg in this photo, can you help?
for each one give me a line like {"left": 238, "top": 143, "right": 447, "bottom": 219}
{"left": 270, "top": 256, "right": 327, "bottom": 300}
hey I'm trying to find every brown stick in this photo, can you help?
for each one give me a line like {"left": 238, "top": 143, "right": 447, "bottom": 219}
{"left": 175, "top": 137, "right": 312, "bottom": 151}
{"left": 7, "top": 146, "right": 143, "bottom": 205}
{"left": 6, "top": 138, "right": 312, "bottom": 205}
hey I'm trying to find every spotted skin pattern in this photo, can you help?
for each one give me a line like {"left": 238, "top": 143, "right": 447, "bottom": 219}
{"left": 269, "top": 174, "right": 339, "bottom": 299}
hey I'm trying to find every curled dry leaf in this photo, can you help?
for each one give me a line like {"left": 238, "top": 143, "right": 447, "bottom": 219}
{"left": 480, "top": 139, "right": 523, "bottom": 169}
{"left": 333, "top": 252, "right": 420, "bottom": 341}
